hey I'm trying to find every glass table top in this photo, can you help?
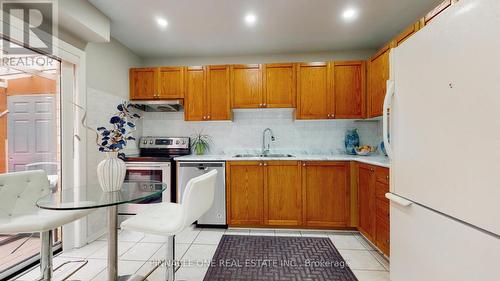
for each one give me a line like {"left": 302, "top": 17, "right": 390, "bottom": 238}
{"left": 37, "top": 181, "right": 167, "bottom": 210}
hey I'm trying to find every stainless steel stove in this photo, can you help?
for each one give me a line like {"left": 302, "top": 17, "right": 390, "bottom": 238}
{"left": 119, "top": 136, "right": 190, "bottom": 219}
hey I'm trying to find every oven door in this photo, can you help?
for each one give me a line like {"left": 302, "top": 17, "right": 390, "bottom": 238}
{"left": 119, "top": 162, "right": 171, "bottom": 216}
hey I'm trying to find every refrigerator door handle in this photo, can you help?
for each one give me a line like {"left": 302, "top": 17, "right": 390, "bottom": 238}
{"left": 386, "top": 192, "right": 413, "bottom": 207}
{"left": 383, "top": 80, "right": 395, "bottom": 159}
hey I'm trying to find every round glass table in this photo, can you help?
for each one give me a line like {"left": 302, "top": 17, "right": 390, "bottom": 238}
{"left": 37, "top": 181, "right": 167, "bottom": 281}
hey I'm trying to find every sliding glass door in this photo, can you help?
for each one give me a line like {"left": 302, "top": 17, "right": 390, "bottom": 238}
{"left": 0, "top": 38, "right": 62, "bottom": 279}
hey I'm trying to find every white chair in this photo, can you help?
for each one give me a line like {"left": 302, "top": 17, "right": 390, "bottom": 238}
{"left": 121, "top": 169, "right": 218, "bottom": 281}
{"left": 0, "top": 170, "right": 93, "bottom": 280}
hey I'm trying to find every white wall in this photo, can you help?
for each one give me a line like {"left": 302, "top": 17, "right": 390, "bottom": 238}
{"left": 84, "top": 38, "right": 143, "bottom": 240}
{"left": 143, "top": 110, "right": 382, "bottom": 155}
{"left": 143, "top": 49, "right": 375, "bottom": 66}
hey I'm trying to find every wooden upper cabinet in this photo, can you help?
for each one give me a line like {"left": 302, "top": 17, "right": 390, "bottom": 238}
{"left": 263, "top": 63, "right": 297, "bottom": 108}
{"left": 184, "top": 66, "right": 206, "bottom": 121}
{"left": 207, "top": 65, "right": 231, "bottom": 120}
{"left": 130, "top": 68, "right": 158, "bottom": 100}
{"left": 358, "top": 164, "right": 376, "bottom": 240}
{"left": 158, "top": 67, "right": 185, "bottom": 99}
{"left": 421, "top": 0, "right": 453, "bottom": 26}
{"left": 391, "top": 21, "right": 421, "bottom": 47}
{"left": 226, "top": 161, "right": 264, "bottom": 226}
{"left": 367, "top": 45, "right": 390, "bottom": 118}
{"left": 231, "top": 64, "right": 263, "bottom": 108}
{"left": 333, "top": 61, "right": 366, "bottom": 119}
{"left": 296, "top": 62, "right": 333, "bottom": 120}
{"left": 184, "top": 65, "right": 231, "bottom": 121}
{"left": 302, "top": 161, "right": 350, "bottom": 227}
{"left": 264, "top": 161, "right": 302, "bottom": 226}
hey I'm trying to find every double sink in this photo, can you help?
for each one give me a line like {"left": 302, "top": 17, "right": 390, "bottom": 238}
{"left": 233, "top": 153, "right": 295, "bottom": 158}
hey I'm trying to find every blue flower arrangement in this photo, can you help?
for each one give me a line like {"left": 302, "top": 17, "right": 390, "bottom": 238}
{"left": 96, "top": 102, "right": 140, "bottom": 152}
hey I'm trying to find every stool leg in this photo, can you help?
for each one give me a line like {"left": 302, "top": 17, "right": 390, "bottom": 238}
{"left": 40, "top": 230, "right": 53, "bottom": 280}
{"left": 166, "top": 235, "right": 175, "bottom": 281}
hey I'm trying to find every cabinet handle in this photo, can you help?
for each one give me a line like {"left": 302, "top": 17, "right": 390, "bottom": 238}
{"left": 263, "top": 103, "right": 267, "bottom": 107}
{"left": 263, "top": 162, "right": 267, "bottom": 166}
{"left": 386, "top": 175, "right": 389, "bottom": 180}
{"left": 259, "top": 163, "right": 263, "bottom": 166}
{"left": 302, "top": 163, "right": 306, "bottom": 166}
{"left": 331, "top": 114, "right": 335, "bottom": 118}
{"left": 202, "top": 116, "right": 206, "bottom": 120}
{"left": 207, "top": 115, "right": 211, "bottom": 120}
{"left": 259, "top": 103, "right": 262, "bottom": 107}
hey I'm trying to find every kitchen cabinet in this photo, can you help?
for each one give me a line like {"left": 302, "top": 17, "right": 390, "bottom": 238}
{"left": 358, "top": 163, "right": 376, "bottom": 239}
{"left": 333, "top": 61, "right": 366, "bottom": 119}
{"left": 264, "top": 161, "right": 302, "bottom": 226}
{"left": 207, "top": 65, "right": 231, "bottom": 120}
{"left": 358, "top": 163, "right": 390, "bottom": 256}
{"left": 230, "top": 64, "right": 263, "bottom": 108}
{"left": 391, "top": 22, "right": 421, "bottom": 47}
{"left": 262, "top": 63, "right": 297, "bottom": 108}
{"left": 367, "top": 45, "right": 390, "bottom": 118}
{"left": 421, "top": 0, "right": 453, "bottom": 26}
{"left": 130, "top": 68, "right": 158, "bottom": 100}
{"left": 226, "top": 161, "right": 265, "bottom": 226}
{"left": 296, "top": 62, "right": 332, "bottom": 119}
{"left": 302, "top": 161, "right": 350, "bottom": 227}
{"left": 158, "top": 67, "right": 185, "bottom": 99}
{"left": 184, "top": 65, "right": 231, "bottom": 121}
{"left": 227, "top": 161, "right": 302, "bottom": 227}
{"left": 184, "top": 66, "right": 206, "bottom": 121}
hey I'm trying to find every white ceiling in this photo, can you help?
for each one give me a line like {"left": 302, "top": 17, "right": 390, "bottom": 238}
{"left": 89, "top": 0, "right": 442, "bottom": 59}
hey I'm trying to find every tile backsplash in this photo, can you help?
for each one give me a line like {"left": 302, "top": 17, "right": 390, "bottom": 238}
{"left": 141, "top": 109, "right": 382, "bottom": 155}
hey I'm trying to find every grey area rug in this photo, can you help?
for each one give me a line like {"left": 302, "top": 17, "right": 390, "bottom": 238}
{"left": 203, "top": 235, "right": 358, "bottom": 281}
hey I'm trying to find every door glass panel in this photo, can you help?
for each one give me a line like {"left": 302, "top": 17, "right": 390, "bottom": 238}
{"left": 0, "top": 38, "right": 61, "bottom": 278}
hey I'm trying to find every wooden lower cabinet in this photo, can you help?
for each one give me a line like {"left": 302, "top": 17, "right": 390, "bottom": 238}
{"left": 302, "top": 161, "right": 350, "bottom": 227}
{"left": 358, "top": 163, "right": 390, "bottom": 256}
{"left": 264, "top": 161, "right": 302, "bottom": 226}
{"left": 226, "top": 161, "right": 350, "bottom": 229}
{"left": 226, "top": 161, "right": 265, "bottom": 226}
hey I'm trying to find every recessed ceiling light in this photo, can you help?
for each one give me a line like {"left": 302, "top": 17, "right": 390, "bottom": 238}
{"left": 156, "top": 17, "right": 168, "bottom": 28}
{"left": 244, "top": 13, "right": 257, "bottom": 26}
{"left": 342, "top": 8, "right": 358, "bottom": 21}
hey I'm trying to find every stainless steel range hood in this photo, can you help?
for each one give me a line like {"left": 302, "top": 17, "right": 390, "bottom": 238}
{"left": 131, "top": 100, "right": 183, "bottom": 112}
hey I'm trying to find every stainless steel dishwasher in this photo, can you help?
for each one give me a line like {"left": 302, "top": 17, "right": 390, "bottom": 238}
{"left": 177, "top": 161, "right": 226, "bottom": 226}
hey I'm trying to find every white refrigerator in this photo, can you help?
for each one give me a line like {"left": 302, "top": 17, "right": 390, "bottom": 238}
{"left": 383, "top": 0, "right": 500, "bottom": 280}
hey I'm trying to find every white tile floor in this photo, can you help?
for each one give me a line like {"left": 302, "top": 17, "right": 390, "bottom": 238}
{"left": 13, "top": 226, "right": 389, "bottom": 281}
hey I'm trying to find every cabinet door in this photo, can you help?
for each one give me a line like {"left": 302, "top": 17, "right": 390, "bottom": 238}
{"left": 422, "top": 0, "right": 452, "bottom": 26}
{"left": 367, "top": 46, "right": 390, "bottom": 118}
{"left": 158, "top": 67, "right": 184, "bottom": 99}
{"left": 129, "top": 68, "right": 158, "bottom": 100}
{"left": 184, "top": 66, "right": 206, "bottom": 121}
{"left": 207, "top": 65, "right": 231, "bottom": 120}
{"left": 358, "top": 164, "right": 376, "bottom": 240}
{"left": 231, "top": 64, "right": 263, "bottom": 108}
{"left": 264, "top": 161, "right": 302, "bottom": 226}
{"left": 226, "top": 161, "right": 264, "bottom": 226}
{"left": 391, "top": 21, "right": 421, "bottom": 47}
{"left": 296, "top": 62, "right": 332, "bottom": 119}
{"left": 302, "top": 162, "right": 349, "bottom": 227}
{"left": 333, "top": 61, "right": 366, "bottom": 119}
{"left": 263, "top": 63, "right": 296, "bottom": 108}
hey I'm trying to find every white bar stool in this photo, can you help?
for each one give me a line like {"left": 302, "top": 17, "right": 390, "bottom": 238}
{"left": 0, "top": 170, "right": 93, "bottom": 280}
{"left": 121, "top": 169, "right": 217, "bottom": 281}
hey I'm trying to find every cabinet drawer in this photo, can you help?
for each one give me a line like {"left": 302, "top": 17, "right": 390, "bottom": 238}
{"left": 376, "top": 198, "right": 390, "bottom": 222}
{"left": 376, "top": 218, "right": 390, "bottom": 256}
{"left": 375, "top": 167, "right": 389, "bottom": 184}
{"left": 375, "top": 181, "right": 389, "bottom": 200}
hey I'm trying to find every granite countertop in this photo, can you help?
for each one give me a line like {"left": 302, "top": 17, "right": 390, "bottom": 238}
{"left": 174, "top": 153, "right": 390, "bottom": 168}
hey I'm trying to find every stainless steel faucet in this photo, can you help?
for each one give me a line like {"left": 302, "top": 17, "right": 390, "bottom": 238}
{"left": 262, "top": 128, "right": 275, "bottom": 155}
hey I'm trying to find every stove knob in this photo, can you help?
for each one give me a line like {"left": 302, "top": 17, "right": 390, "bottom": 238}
{"left": 143, "top": 140, "right": 147, "bottom": 144}
{"left": 175, "top": 140, "right": 180, "bottom": 145}
{"left": 149, "top": 140, "right": 153, "bottom": 144}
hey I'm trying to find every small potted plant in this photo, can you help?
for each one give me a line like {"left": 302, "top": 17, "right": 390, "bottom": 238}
{"left": 96, "top": 102, "right": 140, "bottom": 192}
{"left": 191, "top": 131, "right": 212, "bottom": 155}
